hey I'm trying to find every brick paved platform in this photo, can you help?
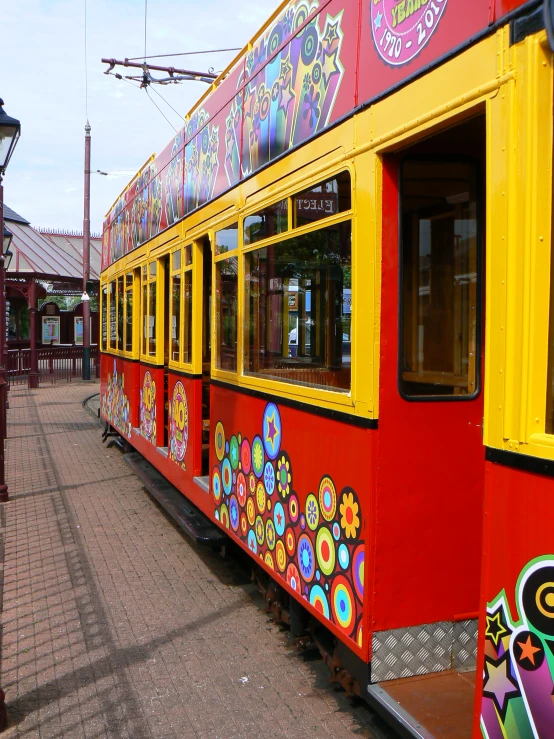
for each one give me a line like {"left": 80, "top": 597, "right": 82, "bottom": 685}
{"left": 0, "top": 382, "right": 394, "bottom": 739}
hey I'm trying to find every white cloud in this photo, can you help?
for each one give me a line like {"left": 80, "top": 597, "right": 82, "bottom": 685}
{"left": 2, "top": 0, "right": 277, "bottom": 233}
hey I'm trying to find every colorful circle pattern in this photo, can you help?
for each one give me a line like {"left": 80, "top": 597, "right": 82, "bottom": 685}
{"left": 211, "top": 403, "right": 364, "bottom": 650}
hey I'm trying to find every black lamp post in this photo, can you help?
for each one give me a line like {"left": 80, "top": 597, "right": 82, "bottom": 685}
{"left": 0, "top": 100, "right": 21, "bottom": 507}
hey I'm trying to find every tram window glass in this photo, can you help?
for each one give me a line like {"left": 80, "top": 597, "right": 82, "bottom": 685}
{"left": 116, "top": 276, "right": 124, "bottom": 351}
{"left": 294, "top": 172, "right": 351, "bottom": 229}
{"left": 244, "top": 200, "right": 288, "bottom": 245}
{"left": 125, "top": 273, "right": 133, "bottom": 353}
{"left": 216, "top": 256, "right": 238, "bottom": 372}
{"left": 400, "top": 160, "right": 479, "bottom": 398}
{"left": 101, "top": 284, "right": 107, "bottom": 351}
{"left": 185, "top": 244, "right": 192, "bottom": 266}
{"left": 245, "top": 221, "right": 352, "bottom": 391}
{"left": 215, "top": 224, "right": 238, "bottom": 255}
{"left": 142, "top": 277, "right": 148, "bottom": 356}
{"left": 109, "top": 280, "right": 116, "bottom": 349}
{"left": 183, "top": 270, "right": 193, "bottom": 364}
{"left": 171, "top": 276, "right": 181, "bottom": 361}
{"left": 172, "top": 249, "right": 181, "bottom": 272}
{"left": 148, "top": 262, "right": 156, "bottom": 357}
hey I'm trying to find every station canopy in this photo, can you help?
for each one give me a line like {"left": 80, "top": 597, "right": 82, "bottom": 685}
{"left": 4, "top": 204, "right": 101, "bottom": 296}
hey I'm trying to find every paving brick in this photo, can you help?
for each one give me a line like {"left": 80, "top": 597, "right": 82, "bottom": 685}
{"left": 0, "top": 382, "right": 395, "bottom": 738}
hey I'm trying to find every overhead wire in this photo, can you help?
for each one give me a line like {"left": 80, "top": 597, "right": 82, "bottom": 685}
{"left": 149, "top": 85, "right": 185, "bottom": 122}
{"left": 126, "top": 47, "right": 241, "bottom": 61}
{"left": 145, "top": 88, "right": 178, "bottom": 132}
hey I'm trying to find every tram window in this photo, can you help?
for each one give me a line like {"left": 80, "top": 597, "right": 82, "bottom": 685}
{"left": 148, "top": 269, "right": 156, "bottom": 357}
{"left": 185, "top": 244, "right": 192, "bottom": 266}
{"left": 294, "top": 171, "right": 351, "bottom": 229}
{"left": 245, "top": 221, "right": 352, "bottom": 391}
{"left": 215, "top": 224, "right": 238, "bottom": 255}
{"left": 183, "top": 270, "right": 193, "bottom": 364}
{"left": 171, "top": 270, "right": 181, "bottom": 362}
{"left": 116, "top": 276, "right": 124, "bottom": 351}
{"left": 125, "top": 273, "right": 133, "bottom": 353}
{"left": 172, "top": 249, "right": 181, "bottom": 272}
{"left": 400, "top": 160, "right": 479, "bottom": 398}
{"left": 142, "top": 279, "right": 147, "bottom": 356}
{"left": 216, "top": 256, "right": 238, "bottom": 372}
{"left": 101, "top": 284, "right": 107, "bottom": 351}
{"left": 244, "top": 200, "right": 288, "bottom": 245}
{"left": 109, "top": 280, "right": 116, "bottom": 349}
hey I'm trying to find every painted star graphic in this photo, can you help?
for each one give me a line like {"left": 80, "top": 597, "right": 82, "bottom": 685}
{"left": 276, "top": 511, "right": 283, "bottom": 527}
{"left": 517, "top": 635, "right": 542, "bottom": 666}
{"left": 324, "top": 21, "right": 339, "bottom": 45}
{"left": 321, "top": 46, "right": 341, "bottom": 87}
{"left": 278, "top": 83, "right": 295, "bottom": 116}
{"left": 374, "top": 11, "right": 383, "bottom": 30}
{"left": 485, "top": 608, "right": 510, "bottom": 647}
{"left": 482, "top": 653, "right": 520, "bottom": 719}
{"left": 279, "top": 57, "right": 292, "bottom": 83}
{"left": 266, "top": 413, "right": 279, "bottom": 446}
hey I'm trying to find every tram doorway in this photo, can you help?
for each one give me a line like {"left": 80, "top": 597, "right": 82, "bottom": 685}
{"left": 373, "top": 114, "right": 486, "bottom": 737}
{"left": 200, "top": 235, "right": 212, "bottom": 476}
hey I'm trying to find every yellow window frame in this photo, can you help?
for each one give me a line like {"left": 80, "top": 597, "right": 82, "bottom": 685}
{"left": 140, "top": 259, "right": 161, "bottom": 364}
{"left": 213, "top": 222, "right": 239, "bottom": 380}
{"left": 168, "top": 244, "right": 195, "bottom": 371}
{"left": 237, "top": 165, "right": 356, "bottom": 410}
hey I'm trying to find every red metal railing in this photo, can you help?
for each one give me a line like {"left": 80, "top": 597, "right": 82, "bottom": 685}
{"left": 7, "top": 346, "right": 99, "bottom": 386}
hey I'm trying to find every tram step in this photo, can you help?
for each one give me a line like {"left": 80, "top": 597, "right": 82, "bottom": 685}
{"left": 193, "top": 476, "right": 209, "bottom": 493}
{"left": 123, "top": 452, "right": 226, "bottom": 547}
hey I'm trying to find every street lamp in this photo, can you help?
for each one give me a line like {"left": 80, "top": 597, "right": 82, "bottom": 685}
{"left": 0, "top": 100, "right": 21, "bottom": 510}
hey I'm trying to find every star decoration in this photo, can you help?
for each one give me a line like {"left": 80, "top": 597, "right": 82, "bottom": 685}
{"left": 517, "top": 634, "right": 542, "bottom": 666}
{"left": 374, "top": 11, "right": 383, "bottom": 30}
{"left": 483, "top": 653, "right": 520, "bottom": 719}
{"left": 485, "top": 608, "right": 510, "bottom": 647}
{"left": 321, "top": 46, "right": 341, "bottom": 87}
{"left": 279, "top": 57, "right": 292, "bottom": 83}
{"left": 278, "top": 83, "right": 295, "bottom": 116}
{"left": 324, "top": 21, "right": 339, "bottom": 45}
{"left": 266, "top": 413, "right": 279, "bottom": 447}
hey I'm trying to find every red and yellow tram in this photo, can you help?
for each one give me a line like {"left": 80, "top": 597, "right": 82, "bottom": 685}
{"left": 100, "top": 0, "right": 554, "bottom": 735}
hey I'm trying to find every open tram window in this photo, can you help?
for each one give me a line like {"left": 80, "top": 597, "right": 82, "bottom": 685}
{"left": 169, "top": 245, "right": 194, "bottom": 366}
{"left": 400, "top": 159, "right": 480, "bottom": 398}
{"left": 170, "top": 249, "right": 181, "bottom": 363}
{"left": 244, "top": 220, "right": 352, "bottom": 391}
{"left": 109, "top": 280, "right": 116, "bottom": 350}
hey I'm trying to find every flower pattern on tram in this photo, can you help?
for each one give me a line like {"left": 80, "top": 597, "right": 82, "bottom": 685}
{"left": 139, "top": 371, "right": 156, "bottom": 444}
{"left": 211, "top": 401, "right": 364, "bottom": 647}
{"left": 168, "top": 381, "right": 188, "bottom": 470}
{"left": 101, "top": 360, "right": 131, "bottom": 439}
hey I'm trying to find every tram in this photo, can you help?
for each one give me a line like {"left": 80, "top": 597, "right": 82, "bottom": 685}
{"left": 99, "top": 0, "right": 554, "bottom": 735}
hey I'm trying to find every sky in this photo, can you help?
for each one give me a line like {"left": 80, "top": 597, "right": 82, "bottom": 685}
{"left": 2, "top": 0, "right": 278, "bottom": 235}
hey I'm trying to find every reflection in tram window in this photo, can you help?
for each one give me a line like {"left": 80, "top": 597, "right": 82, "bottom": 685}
{"left": 244, "top": 200, "right": 288, "bottom": 245}
{"left": 245, "top": 222, "right": 351, "bottom": 391}
{"left": 216, "top": 256, "right": 238, "bottom": 372}
{"left": 293, "top": 171, "right": 351, "bottom": 229}
{"left": 125, "top": 273, "right": 133, "bottom": 353}
{"left": 116, "top": 275, "right": 124, "bottom": 351}
{"left": 400, "top": 160, "right": 479, "bottom": 397}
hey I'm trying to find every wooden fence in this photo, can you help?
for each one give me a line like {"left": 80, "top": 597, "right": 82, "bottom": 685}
{"left": 7, "top": 346, "right": 99, "bottom": 386}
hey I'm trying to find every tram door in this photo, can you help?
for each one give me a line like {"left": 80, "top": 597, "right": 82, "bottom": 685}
{"left": 200, "top": 235, "right": 212, "bottom": 476}
{"left": 376, "top": 115, "right": 486, "bottom": 694}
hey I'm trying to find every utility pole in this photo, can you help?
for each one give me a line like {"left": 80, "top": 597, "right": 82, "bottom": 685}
{"left": 82, "top": 120, "right": 91, "bottom": 381}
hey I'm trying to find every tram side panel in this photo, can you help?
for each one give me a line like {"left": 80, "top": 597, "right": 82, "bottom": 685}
{"left": 478, "top": 463, "right": 554, "bottom": 739}
{"left": 100, "top": 354, "right": 139, "bottom": 440}
{"left": 209, "top": 383, "right": 372, "bottom": 662}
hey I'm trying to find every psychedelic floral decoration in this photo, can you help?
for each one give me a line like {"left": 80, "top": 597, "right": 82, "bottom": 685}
{"left": 139, "top": 370, "right": 157, "bottom": 444}
{"left": 236, "top": 0, "right": 345, "bottom": 176}
{"left": 165, "top": 130, "right": 185, "bottom": 226}
{"left": 101, "top": 360, "right": 131, "bottom": 439}
{"left": 481, "top": 557, "right": 554, "bottom": 738}
{"left": 211, "top": 401, "right": 364, "bottom": 649}
{"left": 169, "top": 381, "right": 188, "bottom": 469}
{"left": 184, "top": 107, "right": 220, "bottom": 213}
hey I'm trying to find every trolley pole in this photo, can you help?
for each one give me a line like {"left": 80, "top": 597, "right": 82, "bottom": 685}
{"left": 82, "top": 120, "right": 91, "bottom": 381}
